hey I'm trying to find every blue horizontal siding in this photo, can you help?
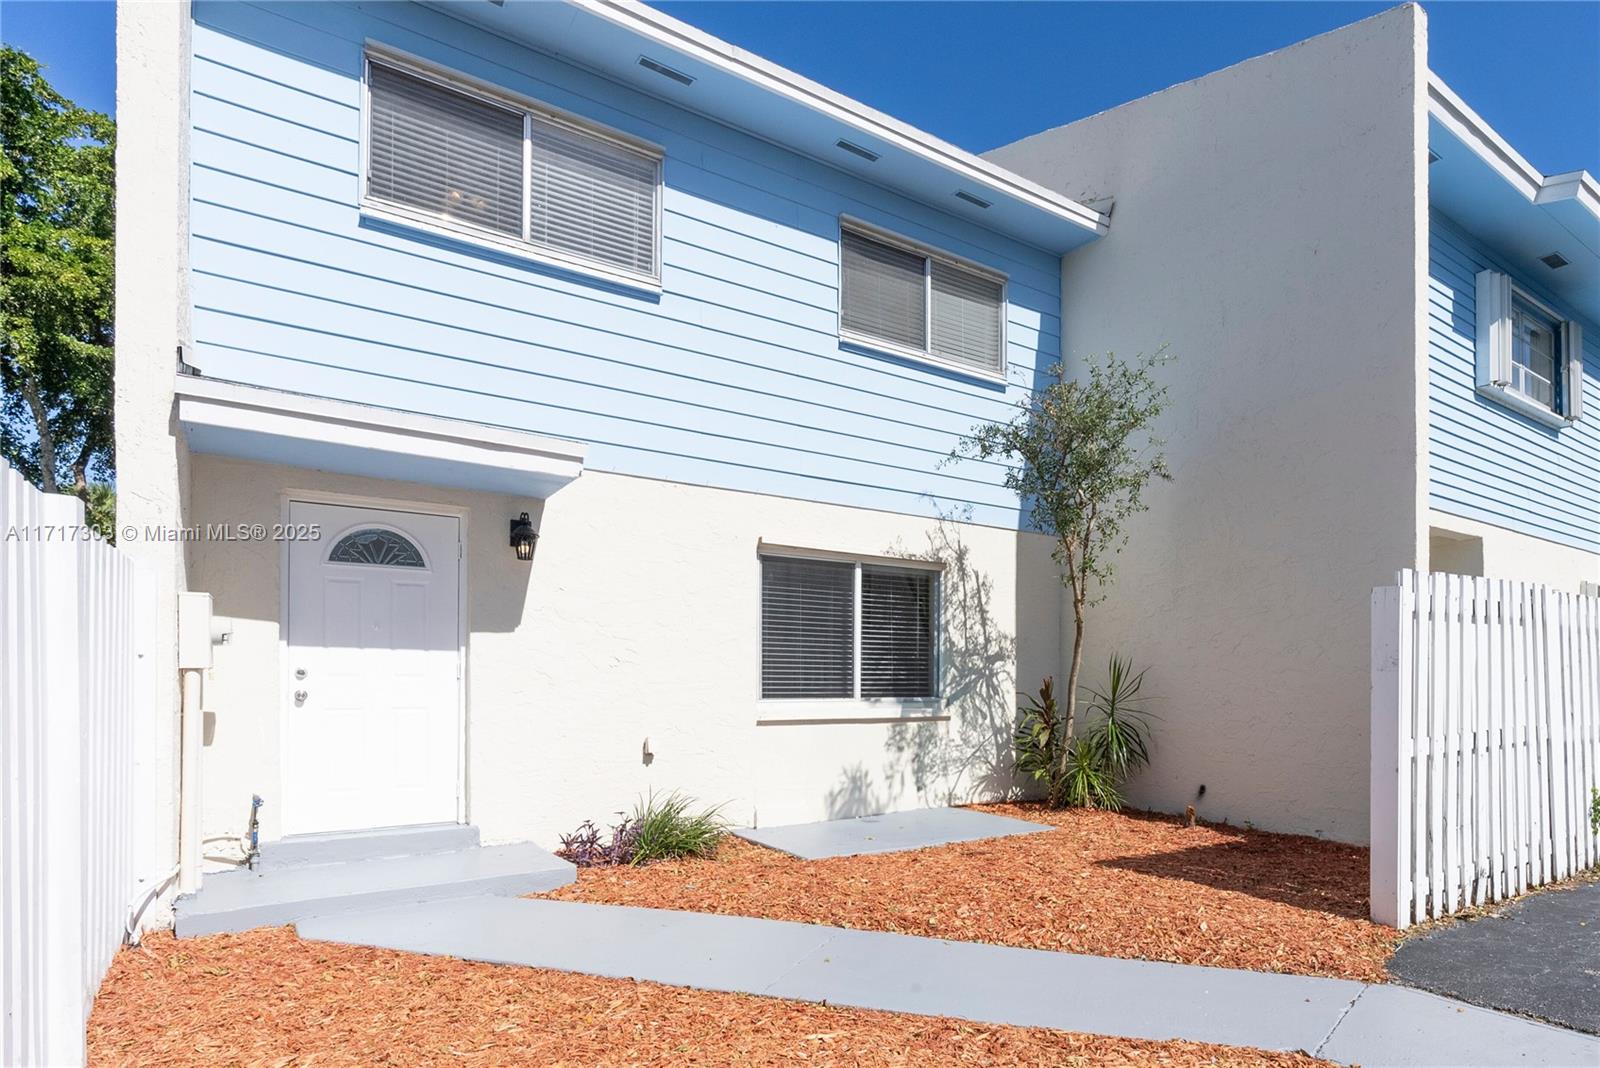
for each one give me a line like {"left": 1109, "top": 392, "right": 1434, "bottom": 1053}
{"left": 1427, "top": 210, "right": 1600, "bottom": 552}
{"left": 187, "top": 1, "right": 1064, "bottom": 527}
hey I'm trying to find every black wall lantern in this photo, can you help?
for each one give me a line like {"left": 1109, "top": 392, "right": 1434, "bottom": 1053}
{"left": 509, "top": 512, "right": 538, "bottom": 561}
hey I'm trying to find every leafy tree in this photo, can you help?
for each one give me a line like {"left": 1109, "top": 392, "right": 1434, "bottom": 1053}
{"left": 956, "top": 349, "right": 1172, "bottom": 772}
{"left": 1, "top": 46, "right": 116, "bottom": 532}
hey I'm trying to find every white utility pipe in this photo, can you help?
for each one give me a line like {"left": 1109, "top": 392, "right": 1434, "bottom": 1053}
{"left": 178, "top": 667, "right": 204, "bottom": 894}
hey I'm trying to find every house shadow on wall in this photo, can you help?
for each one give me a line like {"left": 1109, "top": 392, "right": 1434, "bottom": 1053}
{"left": 820, "top": 517, "right": 1037, "bottom": 819}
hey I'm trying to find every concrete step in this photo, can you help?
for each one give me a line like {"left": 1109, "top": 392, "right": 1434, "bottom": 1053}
{"left": 257, "top": 823, "right": 480, "bottom": 870}
{"left": 175, "top": 841, "right": 574, "bottom": 938}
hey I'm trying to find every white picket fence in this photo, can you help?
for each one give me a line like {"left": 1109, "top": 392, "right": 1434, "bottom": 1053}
{"left": 1371, "top": 569, "right": 1600, "bottom": 928}
{"left": 1, "top": 459, "right": 159, "bottom": 1068}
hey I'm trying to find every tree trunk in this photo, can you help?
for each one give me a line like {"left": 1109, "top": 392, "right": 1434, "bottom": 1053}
{"left": 1055, "top": 559, "right": 1087, "bottom": 790}
{"left": 19, "top": 375, "right": 58, "bottom": 493}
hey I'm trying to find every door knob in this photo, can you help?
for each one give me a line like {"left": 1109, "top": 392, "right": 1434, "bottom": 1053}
{"left": 294, "top": 668, "right": 307, "bottom": 680}
{"left": 294, "top": 689, "right": 308, "bottom": 705}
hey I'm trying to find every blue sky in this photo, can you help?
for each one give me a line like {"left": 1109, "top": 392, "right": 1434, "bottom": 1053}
{"left": 3, "top": 1, "right": 1596, "bottom": 173}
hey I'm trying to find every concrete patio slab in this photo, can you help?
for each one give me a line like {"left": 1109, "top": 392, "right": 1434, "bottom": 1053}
{"left": 1386, "top": 879, "right": 1599, "bottom": 1035}
{"left": 296, "top": 896, "right": 1600, "bottom": 1066}
{"left": 733, "top": 806, "right": 1048, "bottom": 859}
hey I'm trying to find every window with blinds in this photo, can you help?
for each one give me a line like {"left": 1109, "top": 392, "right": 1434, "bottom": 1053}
{"left": 860, "top": 566, "right": 936, "bottom": 698}
{"left": 761, "top": 558, "right": 854, "bottom": 699}
{"left": 838, "top": 225, "right": 1005, "bottom": 375}
{"left": 760, "top": 555, "right": 938, "bottom": 701}
{"left": 368, "top": 64, "right": 525, "bottom": 238}
{"left": 365, "top": 56, "right": 661, "bottom": 282}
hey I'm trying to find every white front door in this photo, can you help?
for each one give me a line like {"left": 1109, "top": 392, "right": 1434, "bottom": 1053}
{"left": 284, "top": 500, "right": 462, "bottom": 835}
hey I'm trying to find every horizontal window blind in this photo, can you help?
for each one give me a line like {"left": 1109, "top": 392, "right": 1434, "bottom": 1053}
{"left": 367, "top": 63, "right": 525, "bottom": 238}
{"left": 761, "top": 558, "right": 854, "bottom": 699}
{"left": 841, "top": 230, "right": 927, "bottom": 350}
{"left": 860, "top": 566, "right": 936, "bottom": 698}
{"left": 529, "top": 115, "right": 659, "bottom": 277}
{"left": 931, "top": 261, "right": 1003, "bottom": 372}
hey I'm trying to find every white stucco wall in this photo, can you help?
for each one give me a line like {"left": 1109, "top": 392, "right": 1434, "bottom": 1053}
{"left": 185, "top": 456, "right": 1062, "bottom": 850}
{"left": 114, "top": 0, "right": 193, "bottom": 889}
{"left": 1430, "top": 510, "right": 1600, "bottom": 589}
{"left": 985, "top": 4, "right": 1431, "bottom": 841}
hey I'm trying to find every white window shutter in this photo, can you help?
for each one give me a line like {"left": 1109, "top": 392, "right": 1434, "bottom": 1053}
{"left": 1562, "top": 318, "right": 1584, "bottom": 421}
{"left": 1474, "top": 269, "right": 1512, "bottom": 389}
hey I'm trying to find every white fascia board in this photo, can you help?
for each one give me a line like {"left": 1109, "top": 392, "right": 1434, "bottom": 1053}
{"left": 1428, "top": 72, "right": 1600, "bottom": 222}
{"left": 173, "top": 375, "right": 586, "bottom": 489}
{"left": 570, "top": 0, "right": 1108, "bottom": 236}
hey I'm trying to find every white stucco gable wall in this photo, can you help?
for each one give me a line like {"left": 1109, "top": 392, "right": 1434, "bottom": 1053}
{"left": 986, "top": 3, "right": 1432, "bottom": 841}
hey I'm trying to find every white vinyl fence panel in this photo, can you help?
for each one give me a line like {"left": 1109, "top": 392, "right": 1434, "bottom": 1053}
{"left": 1371, "top": 569, "right": 1599, "bottom": 928}
{"left": 2, "top": 459, "right": 158, "bottom": 1068}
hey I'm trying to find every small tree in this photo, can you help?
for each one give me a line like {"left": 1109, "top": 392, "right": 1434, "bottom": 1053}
{"left": 1, "top": 47, "right": 116, "bottom": 534}
{"left": 957, "top": 349, "right": 1172, "bottom": 775}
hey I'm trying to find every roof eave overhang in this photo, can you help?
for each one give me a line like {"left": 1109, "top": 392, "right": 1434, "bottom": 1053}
{"left": 430, "top": 0, "right": 1106, "bottom": 254}
{"left": 1427, "top": 73, "right": 1599, "bottom": 323}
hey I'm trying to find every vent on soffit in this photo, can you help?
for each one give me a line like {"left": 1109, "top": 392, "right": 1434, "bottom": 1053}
{"left": 1540, "top": 252, "right": 1570, "bottom": 270}
{"left": 835, "top": 139, "right": 880, "bottom": 162}
{"left": 954, "top": 190, "right": 992, "bottom": 209}
{"left": 638, "top": 56, "right": 695, "bottom": 86}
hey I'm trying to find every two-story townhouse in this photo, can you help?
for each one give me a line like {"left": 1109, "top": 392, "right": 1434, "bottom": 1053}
{"left": 117, "top": 0, "right": 1596, "bottom": 905}
{"left": 989, "top": 2, "right": 1597, "bottom": 839}
{"left": 115, "top": 0, "right": 1104, "bottom": 875}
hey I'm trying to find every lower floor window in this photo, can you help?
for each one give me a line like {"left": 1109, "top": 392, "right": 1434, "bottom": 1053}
{"left": 760, "top": 554, "right": 937, "bottom": 700}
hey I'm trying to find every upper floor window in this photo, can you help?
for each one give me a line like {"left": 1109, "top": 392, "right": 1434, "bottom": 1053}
{"left": 1510, "top": 296, "right": 1558, "bottom": 410}
{"left": 364, "top": 53, "right": 662, "bottom": 285}
{"left": 1474, "top": 269, "right": 1583, "bottom": 428}
{"left": 839, "top": 221, "right": 1006, "bottom": 378}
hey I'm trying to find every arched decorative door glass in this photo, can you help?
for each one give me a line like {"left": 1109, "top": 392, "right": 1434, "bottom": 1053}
{"left": 327, "top": 527, "right": 426, "bottom": 568}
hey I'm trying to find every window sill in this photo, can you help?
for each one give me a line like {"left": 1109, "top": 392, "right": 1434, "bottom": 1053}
{"left": 839, "top": 330, "right": 1007, "bottom": 387}
{"left": 756, "top": 698, "right": 944, "bottom": 726}
{"left": 1475, "top": 382, "right": 1572, "bottom": 429}
{"left": 359, "top": 199, "right": 663, "bottom": 297}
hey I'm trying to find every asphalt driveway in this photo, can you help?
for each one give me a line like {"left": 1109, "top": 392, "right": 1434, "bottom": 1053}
{"left": 1387, "top": 877, "right": 1600, "bottom": 1034}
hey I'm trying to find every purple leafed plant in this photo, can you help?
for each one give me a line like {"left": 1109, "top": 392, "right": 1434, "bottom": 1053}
{"left": 557, "top": 816, "right": 640, "bottom": 867}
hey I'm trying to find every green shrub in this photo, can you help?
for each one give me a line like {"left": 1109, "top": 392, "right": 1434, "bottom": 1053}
{"left": 1060, "top": 736, "right": 1122, "bottom": 809}
{"left": 1080, "top": 655, "right": 1154, "bottom": 784}
{"left": 1591, "top": 788, "right": 1599, "bottom": 836}
{"left": 629, "top": 791, "right": 727, "bottom": 865}
{"left": 1014, "top": 656, "right": 1156, "bottom": 811}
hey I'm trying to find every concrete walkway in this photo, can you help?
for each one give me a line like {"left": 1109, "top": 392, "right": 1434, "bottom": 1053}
{"left": 297, "top": 897, "right": 1600, "bottom": 1067}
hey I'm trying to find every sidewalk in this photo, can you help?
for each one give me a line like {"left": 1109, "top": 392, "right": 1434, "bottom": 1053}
{"left": 296, "top": 897, "right": 1599, "bottom": 1067}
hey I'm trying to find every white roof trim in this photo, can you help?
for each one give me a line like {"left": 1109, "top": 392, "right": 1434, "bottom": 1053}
{"left": 1428, "top": 72, "right": 1600, "bottom": 220}
{"left": 174, "top": 375, "right": 587, "bottom": 491}
{"left": 570, "top": 0, "right": 1108, "bottom": 235}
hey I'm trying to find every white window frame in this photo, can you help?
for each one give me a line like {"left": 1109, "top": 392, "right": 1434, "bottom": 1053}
{"left": 837, "top": 217, "right": 1008, "bottom": 384}
{"left": 1474, "top": 269, "right": 1583, "bottom": 428}
{"left": 755, "top": 542, "right": 945, "bottom": 725}
{"left": 360, "top": 43, "right": 665, "bottom": 292}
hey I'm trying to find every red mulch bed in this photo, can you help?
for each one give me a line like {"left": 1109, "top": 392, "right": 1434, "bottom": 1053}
{"left": 88, "top": 927, "right": 1329, "bottom": 1066}
{"left": 548, "top": 804, "right": 1399, "bottom": 982}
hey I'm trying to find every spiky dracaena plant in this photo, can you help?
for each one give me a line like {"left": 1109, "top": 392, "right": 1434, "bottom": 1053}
{"left": 956, "top": 349, "right": 1172, "bottom": 786}
{"left": 1080, "top": 655, "right": 1155, "bottom": 786}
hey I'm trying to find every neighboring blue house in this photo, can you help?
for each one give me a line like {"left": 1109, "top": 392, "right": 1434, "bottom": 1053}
{"left": 1424, "top": 78, "right": 1599, "bottom": 570}
{"left": 111, "top": 0, "right": 1596, "bottom": 910}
